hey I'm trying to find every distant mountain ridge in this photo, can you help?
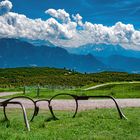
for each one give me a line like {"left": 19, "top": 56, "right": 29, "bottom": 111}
{"left": 0, "top": 38, "right": 106, "bottom": 73}
{"left": 66, "top": 44, "right": 140, "bottom": 58}
{"left": 105, "top": 55, "right": 140, "bottom": 73}
{"left": 0, "top": 38, "right": 140, "bottom": 73}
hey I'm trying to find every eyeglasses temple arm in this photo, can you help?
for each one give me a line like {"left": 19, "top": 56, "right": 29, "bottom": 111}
{"left": 2, "top": 101, "right": 30, "bottom": 131}
{"left": 76, "top": 95, "right": 127, "bottom": 119}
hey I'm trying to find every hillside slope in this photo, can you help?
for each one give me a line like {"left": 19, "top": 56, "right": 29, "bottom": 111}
{"left": 0, "top": 67, "right": 140, "bottom": 87}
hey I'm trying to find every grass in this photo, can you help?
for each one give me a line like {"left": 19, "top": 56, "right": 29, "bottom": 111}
{"left": 0, "top": 107, "right": 139, "bottom": 140}
{"left": 83, "top": 82, "right": 140, "bottom": 98}
{"left": 0, "top": 87, "right": 22, "bottom": 92}
{"left": 3, "top": 82, "right": 140, "bottom": 99}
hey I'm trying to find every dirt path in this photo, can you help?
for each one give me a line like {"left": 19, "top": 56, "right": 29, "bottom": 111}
{"left": 84, "top": 81, "right": 140, "bottom": 90}
{"left": 0, "top": 89, "right": 140, "bottom": 110}
{"left": 0, "top": 92, "right": 22, "bottom": 97}
{"left": 0, "top": 98, "right": 140, "bottom": 110}
{"left": 36, "top": 99, "right": 140, "bottom": 110}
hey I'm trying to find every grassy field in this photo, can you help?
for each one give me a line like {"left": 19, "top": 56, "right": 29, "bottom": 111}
{"left": 3, "top": 82, "right": 140, "bottom": 99}
{"left": 0, "top": 87, "right": 22, "bottom": 92}
{"left": 84, "top": 82, "right": 140, "bottom": 98}
{"left": 0, "top": 107, "right": 139, "bottom": 140}
{"left": 1, "top": 68, "right": 140, "bottom": 139}
{"left": 0, "top": 82, "right": 140, "bottom": 139}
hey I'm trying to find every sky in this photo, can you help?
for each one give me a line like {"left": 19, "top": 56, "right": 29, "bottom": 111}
{"left": 9, "top": 0, "right": 140, "bottom": 28}
{"left": 0, "top": 0, "right": 140, "bottom": 50}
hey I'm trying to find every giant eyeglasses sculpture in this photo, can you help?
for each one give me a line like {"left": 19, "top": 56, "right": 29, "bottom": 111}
{"left": 35, "top": 94, "right": 127, "bottom": 121}
{"left": 0, "top": 94, "right": 127, "bottom": 131}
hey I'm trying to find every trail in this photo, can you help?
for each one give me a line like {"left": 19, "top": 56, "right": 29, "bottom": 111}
{"left": 0, "top": 92, "right": 22, "bottom": 97}
{"left": 0, "top": 82, "right": 140, "bottom": 110}
{"left": 84, "top": 81, "right": 140, "bottom": 90}
{"left": 0, "top": 98, "right": 140, "bottom": 110}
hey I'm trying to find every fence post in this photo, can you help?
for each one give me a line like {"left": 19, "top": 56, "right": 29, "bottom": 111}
{"left": 23, "top": 86, "right": 26, "bottom": 95}
{"left": 37, "top": 84, "right": 40, "bottom": 97}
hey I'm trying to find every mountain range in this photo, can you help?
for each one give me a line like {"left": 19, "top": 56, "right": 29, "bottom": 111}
{"left": 66, "top": 44, "right": 140, "bottom": 58}
{"left": 0, "top": 38, "right": 140, "bottom": 73}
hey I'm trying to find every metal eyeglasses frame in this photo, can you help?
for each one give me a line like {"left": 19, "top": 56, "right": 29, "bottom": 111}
{"left": 0, "top": 94, "right": 127, "bottom": 131}
{"left": 34, "top": 93, "right": 127, "bottom": 121}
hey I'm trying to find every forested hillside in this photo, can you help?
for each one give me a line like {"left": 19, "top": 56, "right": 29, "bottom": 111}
{"left": 0, "top": 67, "right": 140, "bottom": 87}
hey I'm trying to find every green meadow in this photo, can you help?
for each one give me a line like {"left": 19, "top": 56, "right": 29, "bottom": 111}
{"left": 3, "top": 82, "right": 140, "bottom": 99}
{"left": 0, "top": 68, "right": 140, "bottom": 139}
{"left": 0, "top": 108, "right": 139, "bottom": 140}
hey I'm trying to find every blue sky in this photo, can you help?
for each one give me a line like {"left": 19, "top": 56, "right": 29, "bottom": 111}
{"left": 9, "top": 0, "right": 140, "bottom": 29}
{"left": 0, "top": 0, "right": 140, "bottom": 51}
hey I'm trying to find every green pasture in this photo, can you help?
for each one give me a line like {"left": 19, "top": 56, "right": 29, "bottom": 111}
{"left": 2, "top": 82, "right": 140, "bottom": 99}
{"left": 0, "top": 108, "right": 139, "bottom": 140}
{"left": 0, "top": 82, "right": 140, "bottom": 139}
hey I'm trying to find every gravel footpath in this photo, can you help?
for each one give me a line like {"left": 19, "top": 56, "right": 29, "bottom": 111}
{"left": 35, "top": 99, "right": 140, "bottom": 110}
{"left": 0, "top": 92, "right": 22, "bottom": 97}
{"left": 0, "top": 91, "right": 140, "bottom": 110}
{"left": 0, "top": 98, "right": 140, "bottom": 110}
{"left": 84, "top": 81, "right": 140, "bottom": 90}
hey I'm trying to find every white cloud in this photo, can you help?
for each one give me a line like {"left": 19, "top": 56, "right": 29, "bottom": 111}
{"left": 72, "top": 13, "right": 83, "bottom": 26}
{"left": 45, "top": 9, "right": 70, "bottom": 23}
{"left": 0, "top": 0, "right": 140, "bottom": 51}
{"left": 0, "top": 0, "right": 12, "bottom": 15}
{"left": 0, "top": 12, "right": 75, "bottom": 40}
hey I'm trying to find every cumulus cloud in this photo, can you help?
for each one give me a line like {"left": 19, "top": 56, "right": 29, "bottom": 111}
{"left": 0, "top": 0, "right": 140, "bottom": 51}
{"left": 0, "top": 0, "right": 12, "bottom": 15}
{"left": 45, "top": 9, "right": 70, "bottom": 23}
{"left": 72, "top": 13, "right": 83, "bottom": 26}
